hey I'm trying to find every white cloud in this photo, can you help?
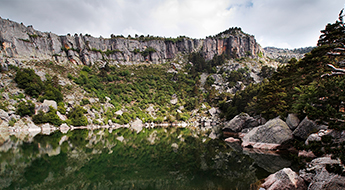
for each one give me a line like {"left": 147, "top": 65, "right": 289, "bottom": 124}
{"left": 0, "top": 0, "right": 344, "bottom": 48}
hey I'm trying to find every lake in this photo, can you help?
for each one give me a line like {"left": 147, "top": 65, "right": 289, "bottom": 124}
{"left": 0, "top": 126, "right": 296, "bottom": 190}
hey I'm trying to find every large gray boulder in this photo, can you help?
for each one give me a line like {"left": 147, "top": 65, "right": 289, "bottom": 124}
{"left": 293, "top": 117, "right": 325, "bottom": 140}
{"left": 43, "top": 100, "right": 57, "bottom": 110}
{"left": 286, "top": 113, "right": 300, "bottom": 131}
{"left": 223, "top": 113, "right": 259, "bottom": 133}
{"left": 242, "top": 118, "right": 293, "bottom": 149}
{"left": 36, "top": 100, "right": 58, "bottom": 113}
{"left": 299, "top": 157, "right": 345, "bottom": 190}
{"left": 0, "top": 109, "right": 10, "bottom": 122}
{"left": 261, "top": 168, "right": 307, "bottom": 190}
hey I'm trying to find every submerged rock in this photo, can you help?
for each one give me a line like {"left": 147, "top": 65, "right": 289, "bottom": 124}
{"left": 171, "top": 143, "right": 179, "bottom": 152}
{"left": 147, "top": 131, "right": 158, "bottom": 144}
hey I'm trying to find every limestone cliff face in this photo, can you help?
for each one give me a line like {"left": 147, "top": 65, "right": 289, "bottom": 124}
{"left": 0, "top": 17, "right": 263, "bottom": 66}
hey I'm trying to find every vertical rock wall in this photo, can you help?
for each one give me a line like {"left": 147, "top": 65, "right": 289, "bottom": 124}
{"left": 0, "top": 17, "right": 263, "bottom": 66}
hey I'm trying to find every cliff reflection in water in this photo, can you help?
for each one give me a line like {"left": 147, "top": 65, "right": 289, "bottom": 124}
{"left": 0, "top": 127, "right": 294, "bottom": 190}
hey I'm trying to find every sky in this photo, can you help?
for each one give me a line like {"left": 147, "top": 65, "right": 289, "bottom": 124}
{"left": 0, "top": 0, "right": 344, "bottom": 49}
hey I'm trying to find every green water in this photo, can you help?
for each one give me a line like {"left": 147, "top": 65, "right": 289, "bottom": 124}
{"left": 0, "top": 127, "right": 294, "bottom": 190}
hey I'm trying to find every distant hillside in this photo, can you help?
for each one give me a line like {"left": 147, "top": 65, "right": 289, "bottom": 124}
{"left": 264, "top": 46, "right": 315, "bottom": 63}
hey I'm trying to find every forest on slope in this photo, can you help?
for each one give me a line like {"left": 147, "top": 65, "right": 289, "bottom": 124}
{"left": 220, "top": 15, "right": 345, "bottom": 131}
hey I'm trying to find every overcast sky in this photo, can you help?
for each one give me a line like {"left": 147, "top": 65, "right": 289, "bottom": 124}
{"left": 0, "top": 0, "right": 344, "bottom": 48}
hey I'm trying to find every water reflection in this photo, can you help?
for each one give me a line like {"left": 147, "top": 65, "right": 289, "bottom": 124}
{"left": 0, "top": 127, "right": 294, "bottom": 190}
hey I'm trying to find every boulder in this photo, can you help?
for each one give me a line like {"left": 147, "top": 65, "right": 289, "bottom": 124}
{"left": 225, "top": 137, "right": 240, "bottom": 143}
{"left": 2, "top": 92, "right": 9, "bottom": 100}
{"left": 36, "top": 100, "right": 58, "bottom": 113}
{"left": 286, "top": 113, "right": 300, "bottom": 131}
{"left": 242, "top": 118, "right": 293, "bottom": 150}
{"left": 327, "top": 130, "right": 345, "bottom": 144}
{"left": 293, "top": 117, "right": 326, "bottom": 140}
{"left": 261, "top": 168, "right": 306, "bottom": 190}
{"left": 299, "top": 157, "right": 345, "bottom": 190}
{"left": 0, "top": 109, "right": 10, "bottom": 122}
{"left": 43, "top": 100, "right": 57, "bottom": 110}
{"left": 298, "top": 150, "right": 316, "bottom": 158}
{"left": 57, "top": 111, "right": 67, "bottom": 121}
{"left": 0, "top": 120, "right": 10, "bottom": 144}
{"left": 116, "top": 136, "right": 125, "bottom": 142}
{"left": 170, "top": 97, "right": 178, "bottom": 105}
{"left": 208, "top": 107, "right": 218, "bottom": 117}
{"left": 305, "top": 129, "right": 332, "bottom": 145}
{"left": 114, "top": 109, "right": 123, "bottom": 116}
{"left": 223, "top": 113, "right": 259, "bottom": 133}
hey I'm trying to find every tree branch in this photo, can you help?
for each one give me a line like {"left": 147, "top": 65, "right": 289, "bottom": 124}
{"left": 321, "top": 64, "right": 345, "bottom": 77}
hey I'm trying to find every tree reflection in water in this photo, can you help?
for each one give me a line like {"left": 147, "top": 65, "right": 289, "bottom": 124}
{"left": 0, "top": 127, "right": 294, "bottom": 190}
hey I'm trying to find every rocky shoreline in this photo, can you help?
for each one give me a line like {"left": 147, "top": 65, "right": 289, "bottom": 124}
{"left": 222, "top": 113, "right": 345, "bottom": 190}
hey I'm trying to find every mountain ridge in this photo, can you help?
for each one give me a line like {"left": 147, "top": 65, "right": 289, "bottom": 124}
{"left": 0, "top": 17, "right": 264, "bottom": 66}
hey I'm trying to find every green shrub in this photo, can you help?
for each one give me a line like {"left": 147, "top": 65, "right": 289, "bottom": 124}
{"left": 16, "top": 100, "right": 35, "bottom": 117}
{"left": 14, "top": 68, "right": 43, "bottom": 97}
{"left": 141, "top": 47, "right": 156, "bottom": 57}
{"left": 67, "top": 73, "right": 74, "bottom": 80}
{"left": 32, "top": 107, "right": 62, "bottom": 126}
{"left": 0, "top": 102, "right": 9, "bottom": 112}
{"left": 8, "top": 118, "right": 17, "bottom": 126}
{"left": 80, "top": 98, "right": 90, "bottom": 106}
{"left": 82, "top": 66, "right": 92, "bottom": 73}
{"left": 67, "top": 106, "right": 88, "bottom": 126}
{"left": 58, "top": 102, "right": 66, "bottom": 114}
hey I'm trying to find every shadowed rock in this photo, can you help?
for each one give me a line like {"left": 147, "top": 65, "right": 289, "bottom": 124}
{"left": 223, "top": 113, "right": 259, "bottom": 133}
{"left": 286, "top": 113, "right": 300, "bottom": 131}
{"left": 293, "top": 117, "right": 327, "bottom": 140}
{"left": 299, "top": 157, "right": 345, "bottom": 190}
{"left": 242, "top": 118, "right": 293, "bottom": 150}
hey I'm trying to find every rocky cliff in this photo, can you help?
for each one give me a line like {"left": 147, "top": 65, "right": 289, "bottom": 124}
{"left": 0, "top": 17, "right": 263, "bottom": 66}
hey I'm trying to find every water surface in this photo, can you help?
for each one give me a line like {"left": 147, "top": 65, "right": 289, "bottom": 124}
{"left": 0, "top": 127, "right": 294, "bottom": 190}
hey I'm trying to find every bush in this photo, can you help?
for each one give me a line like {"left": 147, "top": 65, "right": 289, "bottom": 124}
{"left": 140, "top": 47, "right": 156, "bottom": 57}
{"left": 82, "top": 66, "right": 92, "bottom": 72}
{"left": 67, "top": 73, "right": 74, "bottom": 80}
{"left": 80, "top": 98, "right": 90, "bottom": 106}
{"left": 67, "top": 106, "right": 88, "bottom": 126}
{"left": 32, "top": 107, "right": 62, "bottom": 126}
{"left": 14, "top": 69, "right": 63, "bottom": 102}
{"left": 58, "top": 102, "right": 66, "bottom": 114}
{"left": 16, "top": 100, "right": 35, "bottom": 117}
{"left": 40, "top": 85, "right": 63, "bottom": 102}
{"left": 14, "top": 68, "right": 43, "bottom": 97}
